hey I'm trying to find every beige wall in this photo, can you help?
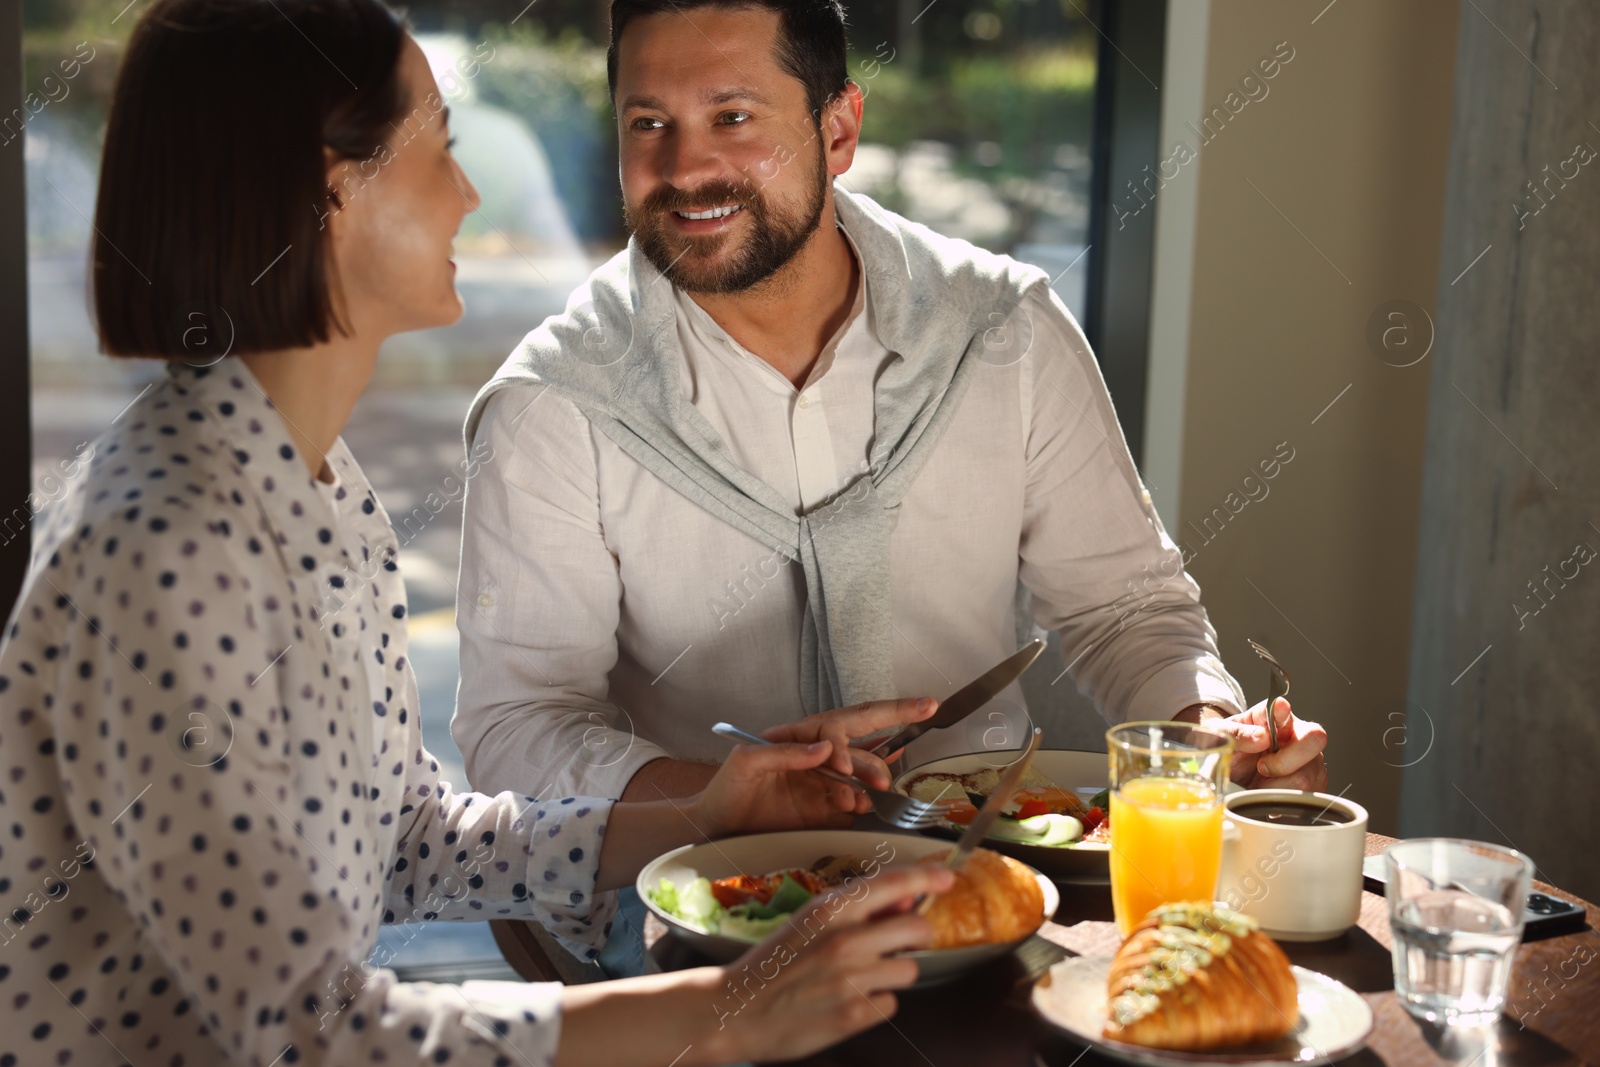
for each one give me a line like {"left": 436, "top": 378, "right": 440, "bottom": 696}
{"left": 1147, "top": 0, "right": 1461, "bottom": 833}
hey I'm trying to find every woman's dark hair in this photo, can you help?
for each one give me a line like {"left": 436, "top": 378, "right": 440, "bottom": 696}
{"left": 93, "top": 0, "right": 409, "bottom": 357}
{"left": 606, "top": 0, "right": 848, "bottom": 121}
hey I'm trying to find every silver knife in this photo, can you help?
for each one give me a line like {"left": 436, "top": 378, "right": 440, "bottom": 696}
{"left": 916, "top": 728, "right": 1043, "bottom": 914}
{"left": 942, "top": 727, "right": 1044, "bottom": 873}
{"left": 867, "top": 639, "right": 1045, "bottom": 758}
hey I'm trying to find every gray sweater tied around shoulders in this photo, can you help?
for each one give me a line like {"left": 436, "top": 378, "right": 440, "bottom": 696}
{"left": 464, "top": 184, "right": 1050, "bottom": 715}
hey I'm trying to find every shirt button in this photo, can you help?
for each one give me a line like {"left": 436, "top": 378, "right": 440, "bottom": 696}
{"left": 476, "top": 593, "right": 493, "bottom": 608}
{"left": 797, "top": 395, "right": 812, "bottom": 409}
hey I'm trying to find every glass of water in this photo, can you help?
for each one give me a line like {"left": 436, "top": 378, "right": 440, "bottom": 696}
{"left": 1385, "top": 838, "right": 1534, "bottom": 1025}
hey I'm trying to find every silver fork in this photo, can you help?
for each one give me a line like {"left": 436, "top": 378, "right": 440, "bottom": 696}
{"left": 710, "top": 722, "right": 956, "bottom": 831}
{"left": 1246, "top": 638, "right": 1291, "bottom": 753}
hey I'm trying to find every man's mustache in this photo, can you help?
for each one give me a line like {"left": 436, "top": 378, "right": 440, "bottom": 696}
{"left": 640, "top": 181, "right": 761, "bottom": 217}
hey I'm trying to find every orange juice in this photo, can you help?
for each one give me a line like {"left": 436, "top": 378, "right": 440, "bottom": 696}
{"left": 1109, "top": 776, "right": 1224, "bottom": 935}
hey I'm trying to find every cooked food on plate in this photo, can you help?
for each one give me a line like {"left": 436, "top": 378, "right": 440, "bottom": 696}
{"left": 647, "top": 854, "right": 878, "bottom": 941}
{"left": 648, "top": 848, "right": 1046, "bottom": 949}
{"left": 904, "top": 767, "right": 1110, "bottom": 847}
{"left": 1103, "top": 901, "right": 1298, "bottom": 1051}
{"left": 915, "top": 847, "right": 1048, "bottom": 949}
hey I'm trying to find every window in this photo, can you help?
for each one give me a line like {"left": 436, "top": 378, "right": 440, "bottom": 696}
{"left": 6, "top": 0, "right": 1163, "bottom": 978}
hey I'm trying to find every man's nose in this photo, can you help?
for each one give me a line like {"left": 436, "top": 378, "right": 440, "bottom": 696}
{"left": 659, "top": 125, "right": 727, "bottom": 194}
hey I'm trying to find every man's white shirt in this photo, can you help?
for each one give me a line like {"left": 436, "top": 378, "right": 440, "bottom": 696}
{"left": 453, "top": 228, "right": 1245, "bottom": 800}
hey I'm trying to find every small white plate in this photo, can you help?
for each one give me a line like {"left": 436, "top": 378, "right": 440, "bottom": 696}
{"left": 1031, "top": 956, "right": 1373, "bottom": 1066}
{"left": 638, "top": 828, "right": 1059, "bottom": 987}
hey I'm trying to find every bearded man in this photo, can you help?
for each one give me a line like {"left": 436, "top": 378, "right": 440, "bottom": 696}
{"left": 453, "top": 0, "right": 1327, "bottom": 976}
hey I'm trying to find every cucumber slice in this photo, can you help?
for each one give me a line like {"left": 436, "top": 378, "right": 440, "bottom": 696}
{"left": 988, "top": 813, "right": 1083, "bottom": 846}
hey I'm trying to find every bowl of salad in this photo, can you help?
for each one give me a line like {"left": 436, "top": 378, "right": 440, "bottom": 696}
{"left": 638, "top": 828, "right": 1058, "bottom": 986}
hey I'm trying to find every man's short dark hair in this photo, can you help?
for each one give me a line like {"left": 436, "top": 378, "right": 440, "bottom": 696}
{"left": 606, "top": 0, "right": 849, "bottom": 121}
{"left": 92, "top": 0, "right": 408, "bottom": 358}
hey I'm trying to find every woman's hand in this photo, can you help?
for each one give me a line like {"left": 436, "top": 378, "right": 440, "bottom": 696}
{"left": 691, "top": 697, "right": 937, "bottom": 838}
{"left": 703, "top": 863, "right": 956, "bottom": 1065}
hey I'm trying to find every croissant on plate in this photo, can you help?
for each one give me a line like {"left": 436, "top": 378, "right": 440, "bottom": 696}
{"left": 1103, "top": 901, "right": 1298, "bottom": 1050}
{"left": 915, "top": 847, "right": 1045, "bottom": 948}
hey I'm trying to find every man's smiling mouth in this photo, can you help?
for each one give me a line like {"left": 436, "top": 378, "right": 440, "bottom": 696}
{"left": 673, "top": 204, "right": 743, "bottom": 220}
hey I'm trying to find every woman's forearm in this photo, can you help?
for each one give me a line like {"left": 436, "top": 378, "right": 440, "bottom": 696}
{"left": 556, "top": 965, "right": 735, "bottom": 1067}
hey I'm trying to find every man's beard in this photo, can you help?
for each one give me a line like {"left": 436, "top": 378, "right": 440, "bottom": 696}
{"left": 624, "top": 143, "right": 828, "bottom": 295}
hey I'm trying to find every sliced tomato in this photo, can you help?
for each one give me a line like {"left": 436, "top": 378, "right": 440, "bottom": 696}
{"left": 1015, "top": 799, "right": 1053, "bottom": 821}
{"left": 710, "top": 875, "right": 763, "bottom": 908}
{"left": 712, "top": 869, "right": 824, "bottom": 908}
{"left": 1081, "top": 806, "right": 1105, "bottom": 832}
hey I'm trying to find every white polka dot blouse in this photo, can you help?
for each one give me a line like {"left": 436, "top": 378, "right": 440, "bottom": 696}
{"left": 0, "top": 359, "right": 617, "bottom": 1066}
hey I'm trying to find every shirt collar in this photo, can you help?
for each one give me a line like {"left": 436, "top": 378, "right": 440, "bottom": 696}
{"left": 670, "top": 222, "right": 870, "bottom": 392}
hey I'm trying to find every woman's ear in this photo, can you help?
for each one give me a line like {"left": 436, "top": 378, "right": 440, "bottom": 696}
{"left": 319, "top": 145, "right": 348, "bottom": 232}
{"left": 317, "top": 144, "right": 353, "bottom": 330}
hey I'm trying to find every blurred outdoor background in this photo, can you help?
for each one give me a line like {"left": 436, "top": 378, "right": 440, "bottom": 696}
{"left": 22, "top": 0, "right": 1103, "bottom": 978}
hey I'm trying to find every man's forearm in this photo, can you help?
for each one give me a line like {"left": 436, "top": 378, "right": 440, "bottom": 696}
{"left": 1172, "top": 703, "right": 1229, "bottom": 724}
{"left": 594, "top": 796, "right": 709, "bottom": 892}
{"left": 620, "top": 756, "right": 719, "bottom": 802}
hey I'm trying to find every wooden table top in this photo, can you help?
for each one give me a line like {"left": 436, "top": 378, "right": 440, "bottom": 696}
{"left": 645, "top": 833, "right": 1600, "bottom": 1066}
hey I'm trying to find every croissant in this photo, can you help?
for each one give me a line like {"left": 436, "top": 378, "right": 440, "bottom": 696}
{"left": 1103, "top": 902, "right": 1298, "bottom": 1050}
{"left": 916, "top": 848, "right": 1045, "bottom": 949}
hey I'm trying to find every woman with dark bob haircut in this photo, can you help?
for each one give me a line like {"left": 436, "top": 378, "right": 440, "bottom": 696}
{"left": 0, "top": 1, "right": 955, "bottom": 1064}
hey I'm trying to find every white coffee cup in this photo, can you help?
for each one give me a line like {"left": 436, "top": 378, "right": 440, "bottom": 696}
{"left": 1216, "top": 788, "right": 1369, "bottom": 941}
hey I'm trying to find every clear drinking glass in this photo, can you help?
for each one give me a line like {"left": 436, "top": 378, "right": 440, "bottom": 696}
{"left": 1385, "top": 838, "right": 1534, "bottom": 1025}
{"left": 1106, "top": 722, "right": 1233, "bottom": 936}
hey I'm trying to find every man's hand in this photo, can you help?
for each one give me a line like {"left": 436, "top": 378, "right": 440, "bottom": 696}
{"left": 764, "top": 696, "right": 937, "bottom": 787}
{"left": 690, "top": 738, "right": 868, "bottom": 836}
{"left": 690, "top": 697, "right": 938, "bottom": 838}
{"left": 1175, "top": 698, "right": 1328, "bottom": 790}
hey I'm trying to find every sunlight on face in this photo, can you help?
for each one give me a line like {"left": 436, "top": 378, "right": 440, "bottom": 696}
{"left": 323, "top": 36, "right": 482, "bottom": 336}
{"left": 614, "top": 7, "right": 831, "bottom": 294}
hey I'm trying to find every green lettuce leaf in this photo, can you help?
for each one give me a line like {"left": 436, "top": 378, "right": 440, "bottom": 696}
{"left": 649, "top": 876, "right": 723, "bottom": 933}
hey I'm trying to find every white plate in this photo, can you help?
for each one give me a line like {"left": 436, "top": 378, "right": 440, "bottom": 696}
{"left": 1031, "top": 956, "right": 1374, "bottom": 1066}
{"left": 894, "top": 749, "right": 1114, "bottom": 882}
{"left": 894, "top": 750, "right": 1244, "bottom": 884}
{"left": 637, "top": 828, "right": 1059, "bottom": 987}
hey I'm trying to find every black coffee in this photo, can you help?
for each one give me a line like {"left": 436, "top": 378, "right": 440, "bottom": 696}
{"left": 1230, "top": 800, "right": 1353, "bottom": 827}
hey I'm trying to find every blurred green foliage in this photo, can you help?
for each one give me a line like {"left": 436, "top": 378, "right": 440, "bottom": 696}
{"left": 19, "top": 0, "right": 1097, "bottom": 243}
{"left": 857, "top": 46, "right": 1094, "bottom": 177}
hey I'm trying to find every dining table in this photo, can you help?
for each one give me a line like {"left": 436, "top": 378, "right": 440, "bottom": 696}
{"left": 643, "top": 832, "right": 1600, "bottom": 1066}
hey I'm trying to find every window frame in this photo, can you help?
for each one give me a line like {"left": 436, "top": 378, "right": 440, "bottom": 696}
{"left": 1083, "top": 0, "right": 1168, "bottom": 471}
{"left": 2, "top": 3, "right": 33, "bottom": 618}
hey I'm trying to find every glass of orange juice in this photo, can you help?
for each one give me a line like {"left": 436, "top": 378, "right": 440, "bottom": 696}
{"left": 1107, "top": 721, "right": 1234, "bottom": 935}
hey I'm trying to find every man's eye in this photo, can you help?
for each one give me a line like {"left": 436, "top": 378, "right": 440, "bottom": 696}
{"left": 633, "top": 117, "right": 664, "bottom": 132}
{"left": 718, "top": 111, "right": 751, "bottom": 125}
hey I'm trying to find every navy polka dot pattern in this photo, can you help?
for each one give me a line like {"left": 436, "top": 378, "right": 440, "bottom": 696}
{"left": 0, "top": 360, "right": 615, "bottom": 1066}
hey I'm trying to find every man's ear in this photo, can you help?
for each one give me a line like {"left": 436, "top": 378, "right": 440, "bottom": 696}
{"left": 822, "top": 81, "right": 865, "bottom": 177}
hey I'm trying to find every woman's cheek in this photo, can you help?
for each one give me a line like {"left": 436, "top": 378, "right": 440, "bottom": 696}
{"left": 344, "top": 176, "right": 460, "bottom": 329}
